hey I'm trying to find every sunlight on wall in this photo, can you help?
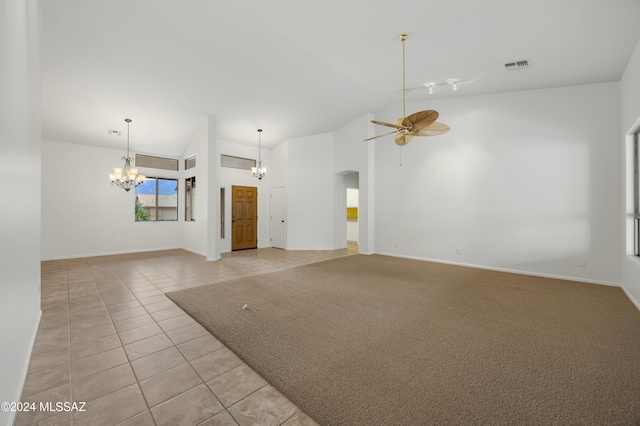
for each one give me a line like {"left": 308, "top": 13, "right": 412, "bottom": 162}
{"left": 410, "top": 136, "right": 591, "bottom": 267}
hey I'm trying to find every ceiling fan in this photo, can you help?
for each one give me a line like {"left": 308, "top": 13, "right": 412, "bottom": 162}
{"left": 366, "top": 33, "right": 450, "bottom": 146}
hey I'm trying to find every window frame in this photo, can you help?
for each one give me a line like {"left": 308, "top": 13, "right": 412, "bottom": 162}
{"left": 220, "top": 187, "right": 225, "bottom": 239}
{"left": 221, "top": 154, "right": 256, "bottom": 171}
{"left": 185, "top": 155, "right": 196, "bottom": 170}
{"left": 185, "top": 176, "right": 196, "bottom": 222}
{"left": 135, "top": 154, "right": 179, "bottom": 171}
{"left": 634, "top": 130, "right": 640, "bottom": 256}
{"left": 135, "top": 177, "right": 179, "bottom": 222}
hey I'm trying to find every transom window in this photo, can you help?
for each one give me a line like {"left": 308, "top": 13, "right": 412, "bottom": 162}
{"left": 135, "top": 154, "right": 179, "bottom": 171}
{"left": 185, "top": 155, "right": 196, "bottom": 170}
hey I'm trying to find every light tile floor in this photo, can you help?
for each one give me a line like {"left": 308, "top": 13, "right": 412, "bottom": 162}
{"left": 17, "top": 246, "right": 358, "bottom": 426}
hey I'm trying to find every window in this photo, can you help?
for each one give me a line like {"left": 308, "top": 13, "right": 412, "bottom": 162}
{"left": 185, "top": 177, "right": 196, "bottom": 221}
{"left": 135, "top": 154, "right": 179, "bottom": 171}
{"left": 221, "top": 154, "right": 255, "bottom": 171}
{"left": 135, "top": 177, "right": 178, "bottom": 221}
{"left": 185, "top": 155, "right": 196, "bottom": 170}
{"left": 635, "top": 130, "right": 640, "bottom": 255}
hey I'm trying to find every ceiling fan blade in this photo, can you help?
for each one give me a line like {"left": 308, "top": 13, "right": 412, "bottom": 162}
{"left": 371, "top": 119, "right": 406, "bottom": 130}
{"left": 395, "top": 133, "right": 414, "bottom": 146}
{"left": 402, "top": 110, "right": 439, "bottom": 130}
{"left": 416, "top": 122, "right": 451, "bottom": 136}
{"left": 364, "top": 129, "right": 399, "bottom": 141}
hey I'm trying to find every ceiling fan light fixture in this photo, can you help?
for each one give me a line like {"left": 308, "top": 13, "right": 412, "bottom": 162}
{"left": 424, "top": 83, "right": 435, "bottom": 94}
{"left": 447, "top": 79, "right": 462, "bottom": 92}
{"left": 365, "top": 33, "right": 451, "bottom": 145}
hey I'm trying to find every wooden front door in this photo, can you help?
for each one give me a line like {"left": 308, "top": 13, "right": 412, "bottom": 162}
{"left": 232, "top": 185, "right": 258, "bottom": 250}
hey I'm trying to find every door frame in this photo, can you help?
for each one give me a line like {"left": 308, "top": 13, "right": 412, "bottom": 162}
{"left": 270, "top": 186, "right": 287, "bottom": 249}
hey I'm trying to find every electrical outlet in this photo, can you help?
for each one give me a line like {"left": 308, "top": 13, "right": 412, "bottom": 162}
{"left": 395, "top": 242, "right": 399, "bottom": 248}
{"left": 578, "top": 258, "right": 586, "bottom": 267}
{"left": 456, "top": 247, "right": 462, "bottom": 254}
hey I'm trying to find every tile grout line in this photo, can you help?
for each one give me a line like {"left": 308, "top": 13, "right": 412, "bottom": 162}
{"left": 129, "top": 257, "right": 277, "bottom": 425}
{"left": 82, "top": 262, "right": 154, "bottom": 426}
{"left": 128, "top": 262, "right": 233, "bottom": 425}
{"left": 67, "top": 262, "right": 74, "bottom": 426}
{"left": 25, "top": 247, "right": 357, "bottom": 426}
{"left": 113, "top": 261, "right": 225, "bottom": 424}
{"left": 106, "top": 264, "right": 159, "bottom": 426}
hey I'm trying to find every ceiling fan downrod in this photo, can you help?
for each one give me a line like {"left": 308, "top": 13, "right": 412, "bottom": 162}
{"left": 400, "top": 33, "right": 407, "bottom": 120}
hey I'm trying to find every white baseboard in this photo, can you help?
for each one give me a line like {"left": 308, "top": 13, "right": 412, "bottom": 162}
{"left": 622, "top": 286, "right": 640, "bottom": 311}
{"left": 375, "top": 252, "right": 621, "bottom": 287}
{"left": 8, "top": 309, "right": 42, "bottom": 426}
{"left": 41, "top": 246, "right": 215, "bottom": 262}
{"left": 41, "top": 246, "right": 184, "bottom": 261}
{"left": 181, "top": 247, "right": 207, "bottom": 257}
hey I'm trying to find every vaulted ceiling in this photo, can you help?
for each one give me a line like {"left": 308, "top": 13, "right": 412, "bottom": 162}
{"left": 40, "top": 0, "right": 640, "bottom": 156}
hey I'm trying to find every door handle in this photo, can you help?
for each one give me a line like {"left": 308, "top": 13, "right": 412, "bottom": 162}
{"left": 281, "top": 220, "right": 284, "bottom": 223}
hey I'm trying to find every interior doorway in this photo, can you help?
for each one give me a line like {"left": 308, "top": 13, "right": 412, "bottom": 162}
{"left": 231, "top": 185, "right": 258, "bottom": 250}
{"left": 334, "top": 170, "right": 360, "bottom": 251}
{"left": 270, "top": 187, "right": 286, "bottom": 249}
{"left": 346, "top": 188, "right": 359, "bottom": 245}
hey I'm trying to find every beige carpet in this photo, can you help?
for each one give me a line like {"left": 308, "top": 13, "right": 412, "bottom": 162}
{"left": 167, "top": 255, "right": 640, "bottom": 425}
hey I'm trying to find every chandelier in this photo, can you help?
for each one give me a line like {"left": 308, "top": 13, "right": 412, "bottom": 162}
{"left": 108, "top": 118, "right": 146, "bottom": 191}
{"left": 251, "top": 128, "right": 266, "bottom": 180}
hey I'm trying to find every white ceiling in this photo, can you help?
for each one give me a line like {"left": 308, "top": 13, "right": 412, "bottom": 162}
{"left": 40, "top": 0, "right": 640, "bottom": 156}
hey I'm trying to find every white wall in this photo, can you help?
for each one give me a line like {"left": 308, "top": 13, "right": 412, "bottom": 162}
{"left": 38, "top": 83, "right": 628, "bottom": 291}
{"left": 41, "top": 118, "right": 274, "bottom": 260}
{"left": 333, "top": 174, "right": 349, "bottom": 248}
{"left": 286, "top": 133, "right": 335, "bottom": 249}
{"left": 42, "top": 140, "right": 182, "bottom": 259}
{"left": 270, "top": 140, "right": 288, "bottom": 188}
{"left": 374, "top": 83, "right": 621, "bottom": 285}
{"left": 205, "top": 115, "right": 220, "bottom": 260}
{"left": 0, "top": 1, "right": 42, "bottom": 424}
{"left": 181, "top": 121, "right": 208, "bottom": 256}
{"left": 217, "top": 139, "right": 272, "bottom": 252}
{"left": 620, "top": 37, "right": 640, "bottom": 308}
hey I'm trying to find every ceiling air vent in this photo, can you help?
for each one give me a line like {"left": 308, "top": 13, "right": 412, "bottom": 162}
{"left": 504, "top": 59, "right": 530, "bottom": 71}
